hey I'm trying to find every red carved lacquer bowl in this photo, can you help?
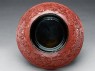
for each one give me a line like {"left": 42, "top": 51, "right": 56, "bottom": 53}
{"left": 16, "top": 2, "right": 84, "bottom": 70}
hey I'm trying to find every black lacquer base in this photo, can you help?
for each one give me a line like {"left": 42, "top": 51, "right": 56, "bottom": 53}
{"left": 30, "top": 13, "right": 68, "bottom": 52}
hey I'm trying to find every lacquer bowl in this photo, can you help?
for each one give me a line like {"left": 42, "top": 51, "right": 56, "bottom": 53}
{"left": 16, "top": 2, "right": 84, "bottom": 70}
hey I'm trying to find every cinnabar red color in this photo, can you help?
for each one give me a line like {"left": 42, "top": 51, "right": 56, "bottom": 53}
{"left": 16, "top": 2, "right": 84, "bottom": 70}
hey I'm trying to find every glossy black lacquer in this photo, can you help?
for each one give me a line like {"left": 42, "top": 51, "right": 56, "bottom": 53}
{"left": 30, "top": 13, "right": 68, "bottom": 52}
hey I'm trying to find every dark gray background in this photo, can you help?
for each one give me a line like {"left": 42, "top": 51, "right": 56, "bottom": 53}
{"left": 0, "top": 0, "right": 95, "bottom": 71}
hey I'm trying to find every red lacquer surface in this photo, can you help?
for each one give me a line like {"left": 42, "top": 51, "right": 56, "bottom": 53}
{"left": 16, "top": 2, "right": 84, "bottom": 70}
